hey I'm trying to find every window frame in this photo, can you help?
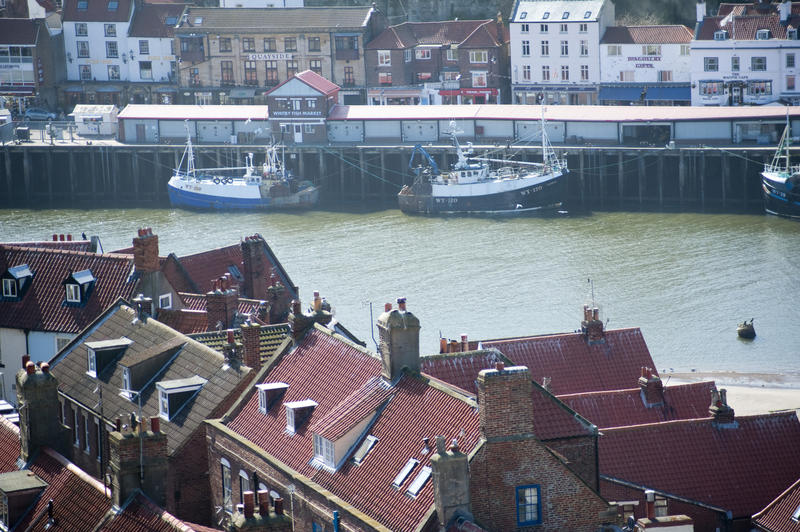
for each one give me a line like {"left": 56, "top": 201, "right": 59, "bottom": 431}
{"left": 469, "top": 50, "right": 488, "bottom": 63}
{"left": 221, "top": 458, "right": 232, "bottom": 513}
{"left": 787, "top": 53, "right": 796, "bottom": 68}
{"left": 308, "top": 36, "right": 321, "bottom": 52}
{"left": 704, "top": 56, "right": 719, "bottom": 72}
{"left": 732, "top": 56, "right": 740, "bottom": 72}
{"left": 104, "top": 23, "right": 116, "bottom": 37}
{"left": 377, "top": 50, "right": 391, "bottom": 66}
{"left": 516, "top": 485, "right": 541, "bottom": 526}
{"left": 73, "top": 408, "right": 80, "bottom": 447}
{"left": 139, "top": 60, "right": 153, "bottom": 80}
{"left": 522, "top": 40, "right": 531, "bottom": 56}
{"left": 540, "top": 40, "right": 548, "bottom": 56}
{"left": 313, "top": 433, "right": 336, "bottom": 469}
{"left": 107, "top": 64, "right": 120, "bottom": 80}
{"left": 77, "top": 41, "right": 90, "bottom": 58}
{"left": 95, "top": 417, "right": 102, "bottom": 462}
{"left": 75, "top": 22, "right": 88, "bottom": 36}
{"left": 751, "top": 56, "right": 767, "bottom": 71}
{"left": 106, "top": 41, "right": 118, "bottom": 59}
{"left": 66, "top": 283, "right": 81, "bottom": 303}
{"left": 608, "top": 44, "right": 621, "bottom": 56}
{"left": 139, "top": 40, "right": 149, "bottom": 55}
{"left": 219, "top": 37, "right": 232, "bottom": 53}
{"left": 284, "top": 37, "right": 297, "bottom": 53}
{"left": 239, "top": 470, "right": 250, "bottom": 504}
{"left": 2, "top": 278, "right": 16, "bottom": 298}
{"left": 560, "top": 40, "right": 569, "bottom": 56}
{"left": 242, "top": 37, "right": 255, "bottom": 53}
{"left": 415, "top": 48, "right": 431, "bottom": 60}
{"left": 79, "top": 64, "right": 92, "bottom": 80}
{"left": 580, "top": 64, "right": 589, "bottom": 81}
{"left": 83, "top": 413, "right": 91, "bottom": 454}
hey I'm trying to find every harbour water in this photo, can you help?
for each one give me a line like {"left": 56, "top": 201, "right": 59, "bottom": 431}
{"left": 1, "top": 207, "right": 798, "bottom": 377}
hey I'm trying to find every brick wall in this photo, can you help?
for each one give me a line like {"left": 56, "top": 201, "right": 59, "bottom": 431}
{"left": 132, "top": 228, "right": 159, "bottom": 272}
{"left": 545, "top": 436, "right": 599, "bottom": 491}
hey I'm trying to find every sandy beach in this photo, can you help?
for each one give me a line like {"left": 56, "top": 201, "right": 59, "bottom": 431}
{"left": 663, "top": 371, "right": 800, "bottom": 416}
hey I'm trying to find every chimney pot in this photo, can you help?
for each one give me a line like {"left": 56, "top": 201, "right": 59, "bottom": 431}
{"left": 449, "top": 438, "right": 460, "bottom": 452}
{"left": 25, "top": 361, "right": 35, "bottom": 374}
{"left": 495, "top": 361, "right": 504, "bottom": 371}
{"left": 150, "top": 417, "right": 160, "bottom": 433}
{"left": 274, "top": 497, "right": 284, "bottom": 515}
{"left": 115, "top": 418, "right": 122, "bottom": 432}
{"left": 227, "top": 330, "right": 235, "bottom": 344}
{"left": 257, "top": 489, "right": 270, "bottom": 516}
{"left": 52, "top": 234, "right": 57, "bottom": 241}
{"left": 40, "top": 362, "right": 50, "bottom": 374}
{"left": 397, "top": 297, "right": 407, "bottom": 311}
{"left": 67, "top": 234, "right": 72, "bottom": 241}
{"left": 645, "top": 489, "right": 656, "bottom": 519}
{"left": 243, "top": 491, "right": 255, "bottom": 518}
{"left": 385, "top": 302, "right": 392, "bottom": 312}
{"left": 59, "top": 234, "right": 65, "bottom": 241}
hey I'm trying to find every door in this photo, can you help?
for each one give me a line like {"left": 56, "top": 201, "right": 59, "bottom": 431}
{"left": 136, "top": 124, "right": 145, "bottom": 143}
{"left": 293, "top": 124, "right": 302, "bottom": 144}
{"left": 731, "top": 86, "right": 742, "bottom": 106}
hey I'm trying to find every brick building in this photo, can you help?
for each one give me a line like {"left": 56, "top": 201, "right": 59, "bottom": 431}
{"left": 364, "top": 18, "right": 509, "bottom": 105}
{"left": 206, "top": 298, "right": 614, "bottom": 531}
{"left": 174, "top": 6, "right": 386, "bottom": 105}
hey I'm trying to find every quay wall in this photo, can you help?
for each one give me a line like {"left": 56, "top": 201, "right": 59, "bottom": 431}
{"left": 0, "top": 142, "right": 775, "bottom": 212}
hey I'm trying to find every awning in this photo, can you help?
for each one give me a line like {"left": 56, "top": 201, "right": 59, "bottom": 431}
{"left": 599, "top": 86, "right": 645, "bottom": 101}
{"left": 645, "top": 86, "right": 690, "bottom": 101}
{"left": 95, "top": 86, "right": 121, "bottom": 93}
{"left": 229, "top": 88, "right": 255, "bottom": 98}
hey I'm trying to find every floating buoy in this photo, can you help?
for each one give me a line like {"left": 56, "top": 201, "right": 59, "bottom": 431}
{"left": 737, "top": 318, "right": 756, "bottom": 339}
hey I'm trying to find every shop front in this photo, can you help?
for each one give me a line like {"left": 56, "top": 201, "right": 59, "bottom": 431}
{"left": 438, "top": 87, "right": 499, "bottom": 105}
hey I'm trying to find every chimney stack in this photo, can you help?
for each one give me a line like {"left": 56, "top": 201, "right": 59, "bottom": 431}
{"left": 266, "top": 280, "right": 289, "bottom": 323}
{"left": 780, "top": 0, "right": 791, "bottom": 23}
{"left": 287, "top": 296, "right": 332, "bottom": 342}
{"left": 207, "top": 277, "right": 239, "bottom": 330}
{"left": 17, "top": 359, "right": 69, "bottom": 461}
{"left": 132, "top": 293, "right": 152, "bottom": 321}
{"left": 638, "top": 367, "right": 664, "bottom": 407}
{"left": 108, "top": 414, "right": 168, "bottom": 507}
{"left": 376, "top": 297, "right": 421, "bottom": 381}
{"left": 132, "top": 228, "right": 159, "bottom": 272}
{"left": 696, "top": 1, "right": 706, "bottom": 23}
{"left": 645, "top": 490, "right": 656, "bottom": 520}
{"left": 241, "top": 321, "right": 262, "bottom": 369}
{"left": 581, "top": 304, "right": 605, "bottom": 344}
{"left": 709, "top": 388, "right": 735, "bottom": 426}
{"left": 243, "top": 491, "right": 255, "bottom": 519}
{"left": 477, "top": 364, "right": 534, "bottom": 440}
{"left": 431, "top": 435, "right": 473, "bottom": 530}
{"left": 241, "top": 234, "right": 269, "bottom": 300}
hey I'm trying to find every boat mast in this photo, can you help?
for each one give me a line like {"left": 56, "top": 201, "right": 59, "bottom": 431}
{"left": 785, "top": 108, "right": 790, "bottom": 174}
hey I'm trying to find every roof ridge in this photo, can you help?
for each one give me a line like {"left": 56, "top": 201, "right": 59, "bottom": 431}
{"left": 751, "top": 475, "right": 800, "bottom": 519}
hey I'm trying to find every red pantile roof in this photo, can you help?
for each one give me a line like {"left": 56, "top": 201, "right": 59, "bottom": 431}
{"left": 0, "top": 246, "right": 137, "bottom": 333}
{"left": 601, "top": 25, "right": 693, "bottom": 44}
{"left": 5, "top": 240, "right": 95, "bottom": 252}
{"left": 162, "top": 245, "right": 244, "bottom": 294}
{"left": 294, "top": 70, "right": 340, "bottom": 96}
{"left": 98, "top": 492, "right": 194, "bottom": 532}
{"left": 697, "top": 11, "right": 800, "bottom": 40}
{"left": 599, "top": 413, "right": 800, "bottom": 519}
{"left": 717, "top": 2, "right": 800, "bottom": 17}
{"left": 366, "top": 19, "right": 507, "bottom": 50}
{"left": 0, "top": 19, "right": 39, "bottom": 46}
{"left": 155, "top": 308, "right": 211, "bottom": 334}
{"left": 62, "top": 0, "right": 134, "bottom": 22}
{"left": 226, "top": 327, "right": 482, "bottom": 531}
{"left": 479, "top": 328, "right": 657, "bottom": 395}
{"left": 128, "top": 2, "right": 184, "bottom": 38}
{"left": 310, "top": 376, "right": 394, "bottom": 440}
{"left": 558, "top": 381, "right": 717, "bottom": 428}
{"left": 752, "top": 477, "right": 800, "bottom": 532}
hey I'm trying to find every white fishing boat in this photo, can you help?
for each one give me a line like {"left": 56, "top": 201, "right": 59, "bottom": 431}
{"left": 761, "top": 116, "right": 800, "bottom": 220}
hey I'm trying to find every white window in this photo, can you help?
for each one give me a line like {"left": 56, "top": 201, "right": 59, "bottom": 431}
{"left": 542, "top": 65, "right": 550, "bottom": 81}
{"left": 584, "top": 10, "right": 591, "bottom": 18}
{"left": 73, "top": 408, "right": 80, "bottom": 446}
{"left": 680, "top": 44, "right": 690, "bottom": 56}
{"left": 580, "top": 65, "right": 589, "bottom": 80}
{"left": 751, "top": 56, "right": 767, "bottom": 71}
{"left": 446, "top": 48, "right": 457, "bottom": 61}
{"left": 285, "top": 399, "right": 316, "bottom": 433}
{"left": 540, "top": 40, "right": 548, "bottom": 56}
{"left": 522, "top": 65, "right": 531, "bottom": 81}
{"left": 579, "top": 23, "right": 587, "bottom": 33}
{"left": 561, "top": 11, "right": 569, "bottom": 19}
{"left": 104, "top": 23, "right": 116, "bottom": 37}
{"left": 415, "top": 49, "right": 431, "bottom": 60}
{"left": 108, "top": 65, "right": 120, "bottom": 80}
{"left": 404, "top": 49, "right": 412, "bottom": 62}
{"left": 520, "top": 23, "right": 529, "bottom": 33}
{"left": 84, "top": 414, "right": 91, "bottom": 453}
{"left": 2, "top": 279, "right": 16, "bottom": 298}
{"left": 561, "top": 65, "right": 569, "bottom": 80}
{"left": 560, "top": 40, "right": 568, "bottom": 56}
{"left": 608, "top": 45, "right": 621, "bottom": 56}
{"left": 704, "top": 57, "right": 718, "bottom": 72}
{"left": 714, "top": 30, "right": 728, "bottom": 41}
{"left": 539, "top": 23, "right": 548, "bottom": 32}
{"left": 139, "top": 61, "right": 153, "bottom": 80}
{"left": 471, "top": 71, "right": 487, "bottom": 87}
{"left": 788, "top": 54, "right": 796, "bottom": 68}
{"left": 699, "top": 81, "right": 723, "bottom": 95}
{"left": 522, "top": 40, "right": 530, "bottom": 56}
{"left": 106, "top": 41, "right": 118, "bottom": 58}
{"left": 377, "top": 50, "right": 391, "bottom": 66}
{"left": 75, "top": 22, "right": 87, "bottom": 36}
{"left": 560, "top": 23, "right": 568, "bottom": 33}
{"left": 239, "top": 470, "right": 250, "bottom": 503}
{"left": 87, "top": 347, "right": 97, "bottom": 377}
{"left": 313, "top": 433, "right": 336, "bottom": 468}
{"left": 304, "top": 124, "right": 314, "bottom": 134}
{"left": 66, "top": 284, "right": 80, "bottom": 303}
{"left": 95, "top": 418, "right": 101, "bottom": 462}
{"left": 642, "top": 45, "right": 661, "bottom": 56}
{"left": 352, "top": 435, "right": 378, "bottom": 465}
{"left": 159, "top": 389, "right": 169, "bottom": 418}
{"left": 469, "top": 50, "right": 488, "bottom": 63}
{"left": 756, "top": 29, "right": 770, "bottom": 40}
{"left": 732, "top": 56, "right": 740, "bottom": 71}
{"left": 159, "top": 293, "right": 172, "bottom": 309}
{"left": 122, "top": 367, "right": 131, "bottom": 395}
{"left": 378, "top": 72, "right": 392, "bottom": 84}
{"left": 221, "top": 458, "right": 232, "bottom": 513}
{"left": 658, "top": 70, "right": 672, "bottom": 82}
{"left": 56, "top": 335, "right": 72, "bottom": 352}
{"left": 619, "top": 70, "right": 634, "bottom": 82}
{"left": 139, "top": 39, "right": 149, "bottom": 55}
{"left": 580, "top": 40, "right": 588, "bottom": 56}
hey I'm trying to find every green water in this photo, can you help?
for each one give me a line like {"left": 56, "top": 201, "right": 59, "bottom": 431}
{"left": 1, "top": 208, "right": 798, "bottom": 376}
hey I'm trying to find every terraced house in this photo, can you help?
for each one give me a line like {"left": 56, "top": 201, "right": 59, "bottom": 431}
{"left": 174, "top": 6, "right": 387, "bottom": 106}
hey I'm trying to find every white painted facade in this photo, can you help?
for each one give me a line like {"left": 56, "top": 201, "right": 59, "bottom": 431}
{"left": 691, "top": 37, "right": 800, "bottom": 106}
{"left": 601, "top": 42, "right": 691, "bottom": 84}
{"left": 0, "top": 328, "right": 72, "bottom": 406}
{"left": 510, "top": 0, "right": 615, "bottom": 105}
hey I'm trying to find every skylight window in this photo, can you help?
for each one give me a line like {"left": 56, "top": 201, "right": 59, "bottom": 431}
{"left": 165, "top": 16, "right": 178, "bottom": 25}
{"left": 542, "top": 11, "right": 549, "bottom": 19}
{"left": 519, "top": 11, "right": 527, "bottom": 19}
{"left": 77, "top": 0, "right": 87, "bottom": 9}
{"left": 584, "top": 10, "right": 592, "bottom": 18}
{"left": 353, "top": 435, "right": 378, "bottom": 465}
{"left": 792, "top": 503, "right": 800, "bottom": 522}
{"left": 392, "top": 458, "right": 418, "bottom": 488}
{"left": 256, "top": 382, "right": 289, "bottom": 414}
{"left": 193, "top": 17, "right": 203, "bottom": 24}
{"left": 561, "top": 11, "right": 570, "bottom": 19}
{"left": 107, "top": 0, "right": 118, "bottom": 11}
{"left": 406, "top": 466, "right": 432, "bottom": 497}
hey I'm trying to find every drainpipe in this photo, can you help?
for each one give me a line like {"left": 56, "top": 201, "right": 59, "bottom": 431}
{"left": 333, "top": 510, "right": 339, "bottom": 532}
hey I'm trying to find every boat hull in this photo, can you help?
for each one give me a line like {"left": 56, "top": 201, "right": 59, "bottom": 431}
{"left": 761, "top": 172, "right": 800, "bottom": 220}
{"left": 167, "top": 177, "right": 319, "bottom": 210}
{"left": 398, "top": 170, "right": 566, "bottom": 215}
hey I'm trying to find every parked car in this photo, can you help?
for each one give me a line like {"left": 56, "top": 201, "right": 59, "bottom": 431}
{"left": 24, "top": 107, "right": 57, "bottom": 121}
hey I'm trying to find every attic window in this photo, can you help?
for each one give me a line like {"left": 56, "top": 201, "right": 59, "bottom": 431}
{"left": 121, "top": 367, "right": 132, "bottom": 398}
{"left": 158, "top": 293, "right": 172, "bottom": 309}
{"left": 157, "top": 376, "right": 207, "bottom": 421}
{"left": 756, "top": 29, "right": 770, "bottom": 40}
{"left": 0, "top": 470, "right": 48, "bottom": 529}
{"left": 714, "top": 30, "right": 728, "bottom": 40}
{"left": 256, "top": 382, "right": 289, "bottom": 414}
{"left": 542, "top": 11, "right": 549, "bottom": 19}
{"left": 352, "top": 435, "right": 378, "bottom": 465}
{"left": 312, "top": 433, "right": 335, "bottom": 469}
{"left": 392, "top": 458, "right": 418, "bottom": 488}
{"left": 85, "top": 338, "right": 133, "bottom": 378}
{"left": 2, "top": 264, "right": 33, "bottom": 299}
{"left": 77, "top": 0, "right": 87, "bottom": 9}
{"left": 406, "top": 466, "right": 432, "bottom": 497}
{"left": 63, "top": 269, "right": 96, "bottom": 305}
{"left": 561, "top": 11, "right": 569, "bottom": 19}
{"left": 107, "top": 0, "right": 118, "bottom": 10}
{"left": 1, "top": 278, "right": 16, "bottom": 298}
{"left": 285, "top": 399, "right": 317, "bottom": 433}
{"left": 193, "top": 17, "right": 203, "bottom": 24}
{"left": 519, "top": 11, "right": 527, "bottom": 19}
{"left": 584, "top": 10, "right": 591, "bottom": 18}
{"left": 165, "top": 16, "right": 178, "bottom": 25}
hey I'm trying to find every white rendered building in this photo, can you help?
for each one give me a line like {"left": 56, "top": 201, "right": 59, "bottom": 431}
{"left": 599, "top": 25, "right": 693, "bottom": 105}
{"left": 692, "top": 0, "right": 800, "bottom": 106}
{"left": 510, "top": 0, "right": 615, "bottom": 105}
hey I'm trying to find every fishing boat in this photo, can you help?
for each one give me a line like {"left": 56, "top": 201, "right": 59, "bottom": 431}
{"left": 761, "top": 118, "right": 800, "bottom": 219}
{"left": 167, "top": 132, "right": 319, "bottom": 210}
{"left": 398, "top": 113, "right": 567, "bottom": 215}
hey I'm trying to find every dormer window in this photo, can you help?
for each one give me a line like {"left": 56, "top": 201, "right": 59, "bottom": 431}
{"left": 256, "top": 382, "right": 289, "bottom": 414}
{"left": 284, "top": 399, "right": 316, "bottom": 433}
{"left": 63, "top": 269, "right": 95, "bottom": 306}
{"left": 107, "top": 0, "right": 118, "bottom": 10}
{"left": 0, "top": 470, "right": 48, "bottom": 529}
{"left": 584, "top": 10, "right": 592, "bottom": 18}
{"left": 714, "top": 30, "right": 728, "bottom": 41}
{"left": 561, "top": 11, "right": 570, "bottom": 19}
{"left": 121, "top": 367, "right": 132, "bottom": 398}
{"left": 756, "top": 29, "right": 770, "bottom": 40}
{"left": 85, "top": 338, "right": 132, "bottom": 378}
{"left": 542, "top": 11, "right": 549, "bottom": 19}
{"left": 2, "top": 264, "right": 33, "bottom": 300}
{"left": 789, "top": 29, "right": 798, "bottom": 40}
{"left": 157, "top": 376, "right": 207, "bottom": 421}
{"left": 312, "top": 434, "right": 336, "bottom": 469}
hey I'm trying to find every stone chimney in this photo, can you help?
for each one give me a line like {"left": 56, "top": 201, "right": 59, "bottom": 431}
{"left": 241, "top": 321, "right": 262, "bottom": 369}
{"left": 709, "top": 388, "right": 735, "bottom": 426}
{"left": 376, "top": 298, "right": 421, "bottom": 382}
{"left": 581, "top": 305, "right": 605, "bottom": 344}
{"left": 287, "top": 294, "right": 332, "bottom": 343}
{"left": 108, "top": 415, "right": 168, "bottom": 507}
{"left": 223, "top": 329, "right": 243, "bottom": 366}
{"left": 477, "top": 362, "right": 535, "bottom": 440}
{"left": 431, "top": 436, "right": 473, "bottom": 530}
{"left": 207, "top": 276, "right": 239, "bottom": 330}
{"left": 267, "top": 280, "right": 289, "bottom": 323}
{"left": 241, "top": 234, "right": 269, "bottom": 300}
{"left": 638, "top": 367, "right": 664, "bottom": 407}
{"left": 16, "top": 359, "right": 69, "bottom": 461}
{"left": 696, "top": 1, "right": 706, "bottom": 23}
{"left": 132, "top": 294, "right": 152, "bottom": 321}
{"left": 132, "top": 228, "right": 159, "bottom": 273}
